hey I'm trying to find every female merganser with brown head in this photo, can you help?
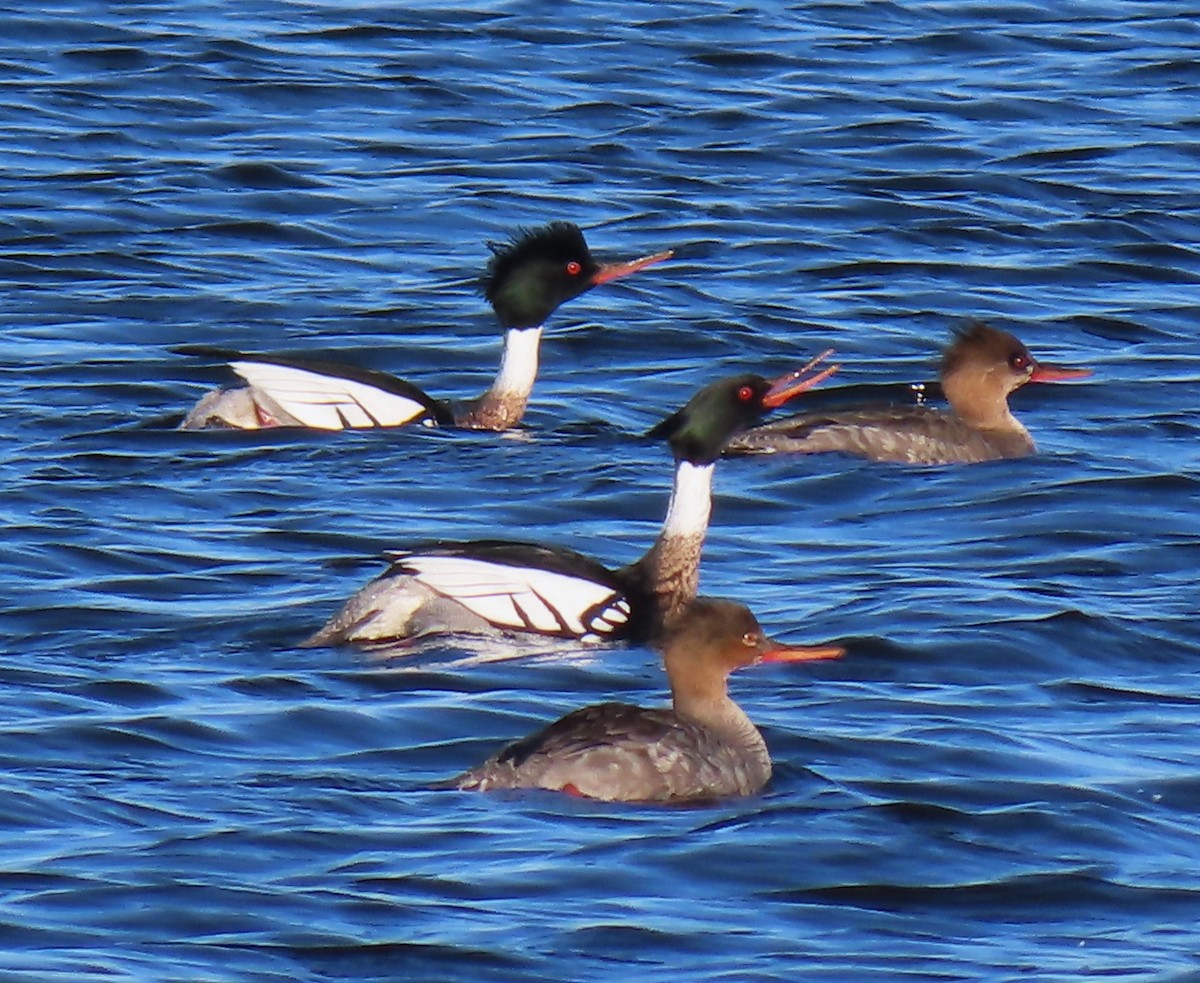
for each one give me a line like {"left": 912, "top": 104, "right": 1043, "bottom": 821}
{"left": 301, "top": 354, "right": 838, "bottom": 648}
{"left": 446, "top": 597, "right": 843, "bottom": 802}
{"left": 180, "top": 222, "right": 672, "bottom": 431}
{"left": 727, "top": 323, "right": 1091, "bottom": 465}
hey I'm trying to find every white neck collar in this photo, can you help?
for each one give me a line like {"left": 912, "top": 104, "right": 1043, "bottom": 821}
{"left": 492, "top": 326, "right": 543, "bottom": 396}
{"left": 661, "top": 460, "right": 715, "bottom": 539}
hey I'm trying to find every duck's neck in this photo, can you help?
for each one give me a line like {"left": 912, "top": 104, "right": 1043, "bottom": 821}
{"left": 634, "top": 460, "right": 714, "bottom": 624}
{"left": 457, "top": 326, "right": 543, "bottom": 430}
{"left": 944, "top": 373, "right": 1027, "bottom": 435}
{"left": 671, "top": 677, "right": 771, "bottom": 782}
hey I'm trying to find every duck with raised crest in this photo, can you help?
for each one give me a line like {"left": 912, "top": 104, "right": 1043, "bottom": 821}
{"left": 445, "top": 597, "right": 843, "bottom": 803}
{"left": 301, "top": 353, "right": 838, "bottom": 648}
{"left": 179, "top": 222, "right": 672, "bottom": 431}
{"left": 727, "top": 323, "right": 1091, "bottom": 465}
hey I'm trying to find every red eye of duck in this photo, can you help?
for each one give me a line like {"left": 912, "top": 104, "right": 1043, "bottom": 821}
{"left": 565, "top": 260, "right": 582, "bottom": 275}
{"left": 1009, "top": 351, "right": 1030, "bottom": 371}
{"left": 737, "top": 385, "right": 755, "bottom": 402}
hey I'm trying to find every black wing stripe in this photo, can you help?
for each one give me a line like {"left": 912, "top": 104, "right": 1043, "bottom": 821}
{"left": 352, "top": 391, "right": 386, "bottom": 428}
{"left": 529, "top": 585, "right": 575, "bottom": 636}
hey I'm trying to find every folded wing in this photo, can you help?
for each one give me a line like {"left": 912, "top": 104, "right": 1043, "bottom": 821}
{"left": 390, "top": 547, "right": 632, "bottom": 641}
{"left": 230, "top": 359, "right": 450, "bottom": 430}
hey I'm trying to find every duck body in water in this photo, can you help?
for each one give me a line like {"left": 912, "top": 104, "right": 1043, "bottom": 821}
{"left": 446, "top": 598, "right": 843, "bottom": 803}
{"left": 302, "top": 355, "right": 838, "bottom": 648}
{"left": 180, "top": 222, "right": 672, "bottom": 431}
{"left": 728, "top": 323, "right": 1090, "bottom": 465}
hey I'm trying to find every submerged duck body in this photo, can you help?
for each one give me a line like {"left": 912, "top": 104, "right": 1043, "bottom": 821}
{"left": 302, "top": 355, "right": 838, "bottom": 649}
{"left": 728, "top": 323, "right": 1090, "bottom": 465}
{"left": 733, "top": 402, "right": 1036, "bottom": 465}
{"left": 180, "top": 222, "right": 671, "bottom": 432}
{"left": 447, "top": 598, "right": 843, "bottom": 803}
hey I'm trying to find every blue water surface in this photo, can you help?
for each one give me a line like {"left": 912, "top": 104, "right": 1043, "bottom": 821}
{"left": 2, "top": 1, "right": 1199, "bottom": 980}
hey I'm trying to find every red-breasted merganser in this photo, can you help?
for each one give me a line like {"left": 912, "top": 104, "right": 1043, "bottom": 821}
{"left": 445, "top": 597, "right": 843, "bottom": 802}
{"left": 727, "top": 323, "right": 1091, "bottom": 464}
{"left": 301, "top": 354, "right": 838, "bottom": 648}
{"left": 179, "top": 222, "right": 672, "bottom": 431}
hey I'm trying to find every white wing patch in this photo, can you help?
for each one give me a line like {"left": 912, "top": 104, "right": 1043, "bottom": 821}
{"left": 230, "top": 361, "right": 431, "bottom": 430}
{"left": 397, "top": 554, "right": 631, "bottom": 639}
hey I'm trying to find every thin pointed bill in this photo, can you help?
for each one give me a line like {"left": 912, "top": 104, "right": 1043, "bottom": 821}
{"left": 1029, "top": 363, "right": 1092, "bottom": 383}
{"left": 760, "top": 639, "right": 845, "bottom": 663}
{"left": 762, "top": 349, "right": 840, "bottom": 409}
{"left": 591, "top": 248, "right": 674, "bottom": 285}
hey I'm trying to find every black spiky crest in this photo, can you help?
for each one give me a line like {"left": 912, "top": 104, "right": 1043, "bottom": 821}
{"left": 478, "top": 222, "right": 600, "bottom": 329}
